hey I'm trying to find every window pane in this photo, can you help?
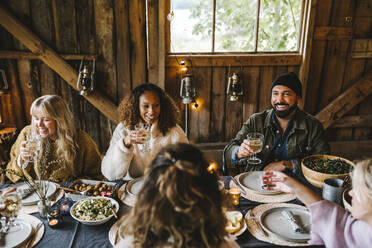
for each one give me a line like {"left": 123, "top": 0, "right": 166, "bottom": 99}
{"left": 215, "top": 0, "right": 257, "bottom": 52}
{"left": 258, "top": 0, "right": 302, "bottom": 51}
{"left": 170, "top": 0, "right": 213, "bottom": 53}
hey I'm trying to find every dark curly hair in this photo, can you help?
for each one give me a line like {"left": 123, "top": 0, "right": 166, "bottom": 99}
{"left": 119, "top": 143, "right": 228, "bottom": 248}
{"left": 118, "top": 83, "right": 181, "bottom": 135}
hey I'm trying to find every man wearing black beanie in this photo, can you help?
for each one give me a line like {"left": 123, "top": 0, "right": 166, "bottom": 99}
{"left": 224, "top": 72, "right": 330, "bottom": 173}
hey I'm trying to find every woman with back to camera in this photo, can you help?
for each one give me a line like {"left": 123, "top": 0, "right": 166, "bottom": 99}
{"left": 116, "top": 143, "right": 239, "bottom": 248}
{"left": 6, "top": 95, "right": 102, "bottom": 183}
{"left": 101, "top": 83, "right": 188, "bottom": 181}
{"left": 262, "top": 159, "right": 372, "bottom": 248}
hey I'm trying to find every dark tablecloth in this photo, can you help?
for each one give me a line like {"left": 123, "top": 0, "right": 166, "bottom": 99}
{"left": 1, "top": 174, "right": 325, "bottom": 248}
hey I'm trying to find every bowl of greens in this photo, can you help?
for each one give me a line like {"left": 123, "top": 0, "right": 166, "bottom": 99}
{"left": 70, "top": 196, "right": 119, "bottom": 225}
{"left": 301, "top": 155, "right": 354, "bottom": 188}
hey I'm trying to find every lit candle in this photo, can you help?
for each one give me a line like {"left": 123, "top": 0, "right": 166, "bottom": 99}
{"left": 48, "top": 209, "right": 62, "bottom": 228}
{"left": 229, "top": 188, "right": 241, "bottom": 206}
{"left": 59, "top": 198, "right": 73, "bottom": 215}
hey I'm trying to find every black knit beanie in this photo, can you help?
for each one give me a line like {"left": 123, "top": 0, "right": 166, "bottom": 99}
{"left": 271, "top": 72, "right": 302, "bottom": 98}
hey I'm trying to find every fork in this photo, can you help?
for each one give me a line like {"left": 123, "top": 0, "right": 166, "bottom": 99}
{"left": 247, "top": 209, "right": 267, "bottom": 237}
{"left": 26, "top": 222, "right": 43, "bottom": 248}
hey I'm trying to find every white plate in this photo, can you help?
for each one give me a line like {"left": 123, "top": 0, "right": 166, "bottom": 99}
{"left": 70, "top": 196, "right": 119, "bottom": 226}
{"left": 0, "top": 219, "right": 33, "bottom": 248}
{"left": 238, "top": 171, "right": 281, "bottom": 195}
{"left": 16, "top": 181, "right": 57, "bottom": 206}
{"left": 259, "top": 206, "right": 311, "bottom": 242}
{"left": 126, "top": 178, "right": 144, "bottom": 197}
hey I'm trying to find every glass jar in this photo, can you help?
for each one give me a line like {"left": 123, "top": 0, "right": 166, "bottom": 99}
{"left": 37, "top": 198, "right": 51, "bottom": 219}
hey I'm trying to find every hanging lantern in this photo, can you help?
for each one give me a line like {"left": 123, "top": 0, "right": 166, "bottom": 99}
{"left": 76, "top": 58, "right": 95, "bottom": 96}
{"left": 227, "top": 72, "right": 243, "bottom": 102}
{"left": 180, "top": 73, "right": 196, "bottom": 104}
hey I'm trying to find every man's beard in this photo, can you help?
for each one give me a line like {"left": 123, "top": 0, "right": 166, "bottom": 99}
{"left": 272, "top": 102, "right": 298, "bottom": 118}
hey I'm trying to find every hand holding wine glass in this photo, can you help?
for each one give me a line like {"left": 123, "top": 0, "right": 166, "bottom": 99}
{"left": 246, "top": 132, "right": 264, "bottom": 164}
{"left": 134, "top": 123, "right": 151, "bottom": 151}
{"left": 20, "top": 134, "right": 41, "bottom": 169}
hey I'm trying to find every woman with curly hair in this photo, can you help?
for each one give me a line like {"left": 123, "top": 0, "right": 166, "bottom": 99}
{"left": 6, "top": 95, "right": 102, "bottom": 183}
{"left": 116, "top": 143, "right": 239, "bottom": 248}
{"left": 101, "top": 83, "right": 188, "bottom": 180}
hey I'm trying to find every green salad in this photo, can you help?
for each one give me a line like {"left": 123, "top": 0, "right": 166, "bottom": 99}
{"left": 72, "top": 198, "right": 116, "bottom": 221}
{"left": 303, "top": 157, "right": 352, "bottom": 174}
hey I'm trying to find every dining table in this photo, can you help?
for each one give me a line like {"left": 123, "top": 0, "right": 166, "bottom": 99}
{"left": 0, "top": 172, "right": 326, "bottom": 248}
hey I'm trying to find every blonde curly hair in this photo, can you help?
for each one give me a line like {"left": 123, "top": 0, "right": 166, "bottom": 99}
{"left": 118, "top": 83, "right": 181, "bottom": 135}
{"left": 119, "top": 143, "right": 228, "bottom": 248}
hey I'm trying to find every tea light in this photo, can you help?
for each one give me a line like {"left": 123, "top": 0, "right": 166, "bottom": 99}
{"left": 48, "top": 209, "right": 62, "bottom": 228}
{"left": 59, "top": 198, "right": 73, "bottom": 215}
{"left": 229, "top": 188, "right": 241, "bottom": 206}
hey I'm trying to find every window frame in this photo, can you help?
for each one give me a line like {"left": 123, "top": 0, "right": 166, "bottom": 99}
{"left": 165, "top": 0, "right": 311, "bottom": 66}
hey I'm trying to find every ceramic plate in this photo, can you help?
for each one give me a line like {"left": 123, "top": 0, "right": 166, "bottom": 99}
{"left": 16, "top": 180, "right": 57, "bottom": 206}
{"left": 126, "top": 178, "right": 144, "bottom": 197}
{"left": 0, "top": 219, "right": 33, "bottom": 248}
{"left": 238, "top": 171, "right": 281, "bottom": 195}
{"left": 259, "top": 206, "right": 311, "bottom": 242}
{"left": 70, "top": 196, "right": 119, "bottom": 226}
{"left": 343, "top": 187, "right": 352, "bottom": 212}
{"left": 225, "top": 211, "right": 247, "bottom": 236}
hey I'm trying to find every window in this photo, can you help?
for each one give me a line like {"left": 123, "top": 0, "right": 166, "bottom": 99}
{"left": 169, "top": 0, "right": 304, "bottom": 53}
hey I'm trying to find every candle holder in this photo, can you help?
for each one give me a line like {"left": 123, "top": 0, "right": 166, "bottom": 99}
{"left": 58, "top": 198, "right": 74, "bottom": 215}
{"left": 229, "top": 188, "right": 241, "bottom": 206}
{"left": 47, "top": 209, "right": 62, "bottom": 228}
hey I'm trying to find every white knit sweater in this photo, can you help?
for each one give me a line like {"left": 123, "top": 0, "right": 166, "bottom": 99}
{"left": 101, "top": 122, "right": 188, "bottom": 180}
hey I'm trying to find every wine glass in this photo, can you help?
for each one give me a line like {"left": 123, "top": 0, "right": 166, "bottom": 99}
{"left": 134, "top": 123, "right": 151, "bottom": 151}
{"left": 23, "top": 134, "right": 41, "bottom": 169}
{"left": 0, "top": 191, "right": 22, "bottom": 233}
{"left": 246, "top": 132, "right": 264, "bottom": 164}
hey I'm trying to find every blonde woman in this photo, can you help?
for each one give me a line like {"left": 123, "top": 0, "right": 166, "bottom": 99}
{"left": 6, "top": 95, "right": 102, "bottom": 183}
{"left": 262, "top": 160, "right": 372, "bottom": 248}
{"left": 116, "top": 143, "right": 238, "bottom": 248}
{"left": 101, "top": 83, "right": 188, "bottom": 181}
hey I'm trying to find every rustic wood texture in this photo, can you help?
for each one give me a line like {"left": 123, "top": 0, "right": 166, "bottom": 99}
{"left": 166, "top": 54, "right": 302, "bottom": 67}
{"left": 1, "top": 0, "right": 372, "bottom": 160}
{"left": 316, "top": 70, "right": 372, "bottom": 129}
{"left": 128, "top": 0, "right": 147, "bottom": 88}
{"left": 332, "top": 115, "right": 372, "bottom": 128}
{"left": 313, "top": 26, "right": 353, "bottom": 40}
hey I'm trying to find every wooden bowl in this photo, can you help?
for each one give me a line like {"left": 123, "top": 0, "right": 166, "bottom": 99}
{"left": 301, "top": 154, "right": 354, "bottom": 188}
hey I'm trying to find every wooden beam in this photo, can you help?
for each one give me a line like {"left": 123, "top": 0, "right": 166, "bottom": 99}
{"left": 0, "top": 51, "right": 98, "bottom": 60}
{"left": 299, "top": 0, "right": 317, "bottom": 109}
{"left": 316, "top": 70, "right": 372, "bottom": 129}
{"left": 0, "top": 3, "right": 119, "bottom": 123}
{"left": 351, "top": 39, "right": 372, "bottom": 59}
{"left": 314, "top": 26, "right": 353, "bottom": 40}
{"left": 166, "top": 54, "right": 302, "bottom": 67}
{"left": 332, "top": 115, "right": 372, "bottom": 128}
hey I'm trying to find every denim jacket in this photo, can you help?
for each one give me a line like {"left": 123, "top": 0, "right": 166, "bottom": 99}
{"left": 224, "top": 109, "right": 330, "bottom": 172}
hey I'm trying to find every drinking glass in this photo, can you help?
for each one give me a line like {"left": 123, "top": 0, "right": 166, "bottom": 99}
{"left": 23, "top": 134, "right": 41, "bottom": 168}
{"left": 246, "top": 132, "right": 264, "bottom": 164}
{"left": 134, "top": 123, "right": 151, "bottom": 151}
{"left": 0, "top": 191, "right": 21, "bottom": 233}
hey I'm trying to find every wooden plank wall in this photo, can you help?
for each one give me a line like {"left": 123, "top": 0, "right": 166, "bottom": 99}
{"left": 165, "top": 0, "right": 372, "bottom": 160}
{"left": 305, "top": 0, "right": 372, "bottom": 147}
{"left": 0, "top": 0, "right": 371, "bottom": 160}
{"left": 0, "top": 0, "right": 147, "bottom": 152}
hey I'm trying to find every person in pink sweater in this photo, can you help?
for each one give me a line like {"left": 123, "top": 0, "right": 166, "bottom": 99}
{"left": 262, "top": 159, "right": 372, "bottom": 248}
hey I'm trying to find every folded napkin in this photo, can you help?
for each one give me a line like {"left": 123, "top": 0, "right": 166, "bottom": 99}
{"left": 17, "top": 187, "right": 35, "bottom": 199}
{"left": 281, "top": 210, "right": 305, "bottom": 233}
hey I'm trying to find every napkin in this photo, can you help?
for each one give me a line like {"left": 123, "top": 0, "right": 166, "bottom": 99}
{"left": 18, "top": 187, "right": 35, "bottom": 199}
{"left": 281, "top": 210, "right": 305, "bottom": 233}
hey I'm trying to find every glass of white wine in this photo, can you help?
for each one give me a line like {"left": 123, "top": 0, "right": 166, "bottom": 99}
{"left": 23, "top": 134, "right": 41, "bottom": 168}
{"left": 0, "top": 190, "right": 22, "bottom": 233}
{"left": 246, "top": 132, "right": 264, "bottom": 164}
{"left": 134, "top": 123, "right": 151, "bottom": 152}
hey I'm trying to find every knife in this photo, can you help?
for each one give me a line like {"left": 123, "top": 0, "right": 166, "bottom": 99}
{"left": 281, "top": 210, "right": 305, "bottom": 233}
